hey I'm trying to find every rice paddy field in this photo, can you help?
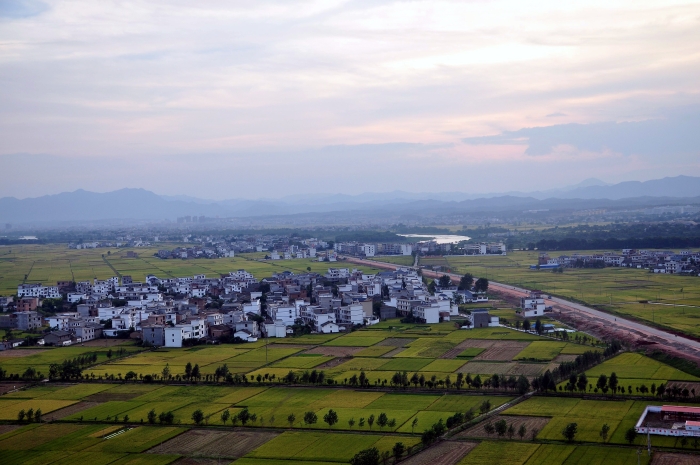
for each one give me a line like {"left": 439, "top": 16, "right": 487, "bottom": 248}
{"left": 2, "top": 321, "right": 600, "bottom": 387}
{"left": 455, "top": 442, "right": 651, "bottom": 465}
{"left": 419, "top": 250, "right": 700, "bottom": 337}
{"left": 0, "top": 244, "right": 383, "bottom": 296}
{"left": 3, "top": 381, "right": 512, "bottom": 432}
{"left": 0, "top": 344, "right": 142, "bottom": 379}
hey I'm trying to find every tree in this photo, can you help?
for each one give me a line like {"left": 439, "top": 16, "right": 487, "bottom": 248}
{"left": 596, "top": 374, "right": 607, "bottom": 392}
{"left": 377, "top": 412, "right": 388, "bottom": 430}
{"left": 517, "top": 374, "right": 530, "bottom": 394}
{"left": 238, "top": 408, "right": 251, "bottom": 425}
{"left": 495, "top": 419, "right": 507, "bottom": 437}
{"left": 147, "top": 408, "right": 157, "bottom": 424}
{"left": 350, "top": 447, "right": 380, "bottom": 465}
{"left": 162, "top": 363, "right": 170, "bottom": 380}
{"left": 577, "top": 373, "right": 588, "bottom": 393}
{"left": 681, "top": 437, "right": 688, "bottom": 448}
{"left": 507, "top": 423, "right": 515, "bottom": 439}
{"left": 303, "top": 411, "right": 318, "bottom": 426}
{"left": 535, "top": 318, "right": 543, "bottom": 335}
{"left": 34, "top": 408, "right": 41, "bottom": 423}
{"left": 562, "top": 422, "right": 578, "bottom": 442}
{"left": 474, "top": 277, "right": 489, "bottom": 293}
{"left": 191, "top": 364, "right": 200, "bottom": 381}
{"left": 185, "top": 362, "right": 192, "bottom": 379}
{"left": 523, "top": 319, "right": 531, "bottom": 332}
{"left": 221, "top": 409, "right": 231, "bottom": 426}
{"left": 367, "top": 414, "right": 375, "bottom": 430}
{"left": 17, "top": 409, "right": 25, "bottom": 422}
{"left": 625, "top": 427, "right": 637, "bottom": 444}
{"left": 438, "top": 275, "right": 451, "bottom": 288}
{"left": 518, "top": 424, "right": 527, "bottom": 440}
{"left": 348, "top": 417, "right": 356, "bottom": 429}
{"left": 459, "top": 273, "right": 474, "bottom": 291}
{"left": 287, "top": 413, "right": 296, "bottom": 427}
{"left": 393, "top": 442, "right": 405, "bottom": 461}
{"left": 411, "top": 417, "right": 418, "bottom": 433}
{"left": 609, "top": 372, "right": 619, "bottom": 396}
{"left": 483, "top": 422, "right": 495, "bottom": 437}
{"left": 191, "top": 409, "right": 204, "bottom": 425}
{"left": 323, "top": 409, "right": 338, "bottom": 429}
{"left": 428, "top": 280, "right": 437, "bottom": 295}
{"left": 26, "top": 408, "right": 34, "bottom": 423}
{"left": 600, "top": 423, "right": 610, "bottom": 443}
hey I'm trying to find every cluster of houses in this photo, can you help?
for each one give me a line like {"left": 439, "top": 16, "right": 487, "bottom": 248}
{"left": 2, "top": 263, "right": 495, "bottom": 349}
{"left": 333, "top": 240, "right": 506, "bottom": 258}
{"left": 534, "top": 249, "right": 700, "bottom": 275}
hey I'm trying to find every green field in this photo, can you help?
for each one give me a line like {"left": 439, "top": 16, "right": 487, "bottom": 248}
{"left": 0, "top": 244, "right": 383, "bottom": 296}
{"left": 419, "top": 250, "right": 700, "bottom": 338}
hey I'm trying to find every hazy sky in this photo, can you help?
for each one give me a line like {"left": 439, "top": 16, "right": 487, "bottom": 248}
{"left": 1, "top": 0, "right": 699, "bottom": 199}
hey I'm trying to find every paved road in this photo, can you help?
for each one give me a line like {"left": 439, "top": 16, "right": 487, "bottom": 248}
{"left": 348, "top": 256, "right": 700, "bottom": 357}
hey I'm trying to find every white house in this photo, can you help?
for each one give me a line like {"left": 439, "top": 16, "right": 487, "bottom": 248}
{"left": 234, "top": 329, "right": 258, "bottom": 342}
{"left": 336, "top": 304, "right": 364, "bottom": 325}
{"left": 269, "top": 304, "right": 299, "bottom": 326}
{"left": 521, "top": 293, "right": 545, "bottom": 318}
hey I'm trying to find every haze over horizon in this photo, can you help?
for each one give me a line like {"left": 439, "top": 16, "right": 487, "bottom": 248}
{"left": 1, "top": 0, "right": 699, "bottom": 200}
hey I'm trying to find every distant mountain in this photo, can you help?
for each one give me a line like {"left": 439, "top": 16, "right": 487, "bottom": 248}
{"left": 2, "top": 176, "right": 700, "bottom": 225}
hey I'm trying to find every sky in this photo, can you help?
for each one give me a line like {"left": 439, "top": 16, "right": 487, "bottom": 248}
{"left": 1, "top": 0, "right": 699, "bottom": 200}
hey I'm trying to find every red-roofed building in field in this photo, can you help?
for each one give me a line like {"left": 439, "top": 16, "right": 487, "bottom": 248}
{"left": 636, "top": 405, "right": 700, "bottom": 437}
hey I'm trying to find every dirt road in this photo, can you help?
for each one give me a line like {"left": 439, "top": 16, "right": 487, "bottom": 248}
{"left": 347, "top": 256, "right": 700, "bottom": 361}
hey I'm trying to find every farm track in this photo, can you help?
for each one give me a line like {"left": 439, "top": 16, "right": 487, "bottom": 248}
{"left": 342, "top": 256, "right": 700, "bottom": 363}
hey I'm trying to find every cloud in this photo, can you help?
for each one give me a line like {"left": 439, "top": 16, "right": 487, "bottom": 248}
{"left": 0, "top": 0, "right": 47, "bottom": 18}
{"left": 462, "top": 107, "right": 700, "bottom": 157}
{"left": 546, "top": 112, "right": 566, "bottom": 117}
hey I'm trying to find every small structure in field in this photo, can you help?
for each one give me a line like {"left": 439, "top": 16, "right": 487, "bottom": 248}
{"left": 636, "top": 405, "right": 700, "bottom": 437}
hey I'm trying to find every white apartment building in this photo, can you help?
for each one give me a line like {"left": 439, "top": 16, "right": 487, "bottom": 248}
{"left": 270, "top": 304, "right": 299, "bottom": 326}
{"left": 17, "top": 283, "right": 60, "bottom": 299}
{"left": 336, "top": 304, "right": 364, "bottom": 325}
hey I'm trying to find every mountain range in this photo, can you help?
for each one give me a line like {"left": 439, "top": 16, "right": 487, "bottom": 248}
{"left": 1, "top": 175, "right": 700, "bottom": 225}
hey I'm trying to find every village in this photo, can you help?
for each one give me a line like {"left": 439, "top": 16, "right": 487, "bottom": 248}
{"left": 0, "top": 263, "right": 496, "bottom": 350}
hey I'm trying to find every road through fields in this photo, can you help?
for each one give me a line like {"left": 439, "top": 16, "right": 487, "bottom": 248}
{"left": 344, "top": 256, "right": 700, "bottom": 360}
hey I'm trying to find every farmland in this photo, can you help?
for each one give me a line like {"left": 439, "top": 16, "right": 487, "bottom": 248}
{"left": 419, "top": 250, "right": 700, "bottom": 338}
{"left": 1, "top": 321, "right": 598, "bottom": 386}
{"left": 0, "top": 244, "right": 383, "bottom": 296}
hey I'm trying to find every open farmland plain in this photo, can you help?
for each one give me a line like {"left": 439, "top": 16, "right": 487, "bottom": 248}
{"left": 0, "top": 244, "right": 383, "bottom": 296}
{"left": 420, "top": 250, "right": 700, "bottom": 338}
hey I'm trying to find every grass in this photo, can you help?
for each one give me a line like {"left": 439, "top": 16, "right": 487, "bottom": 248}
{"left": 457, "top": 347, "right": 486, "bottom": 358}
{"left": 585, "top": 353, "right": 700, "bottom": 382}
{"left": 0, "top": 399, "right": 77, "bottom": 420}
{"left": 514, "top": 342, "right": 567, "bottom": 361}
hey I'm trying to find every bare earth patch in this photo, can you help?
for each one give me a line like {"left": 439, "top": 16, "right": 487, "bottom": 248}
{"left": 0, "top": 382, "right": 28, "bottom": 395}
{"left": 401, "top": 440, "right": 478, "bottom": 465}
{"left": 305, "top": 346, "right": 363, "bottom": 357}
{"left": 667, "top": 381, "right": 700, "bottom": 396}
{"left": 45, "top": 401, "right": 102, "bottom": 421}
{"left": 0, "top": 349, "right": 50, "bottom": 358}
{"left": 314, "top": 358, "right": 345, "bottom": 369}
{"left": 0, "top": 425, "right": 21, "bottom": 436}
{"left": 507, "top": 363, "right": 546, "bottom": 377}
{"left": 441, "top": 340, "right": 492, "bottom": 359}
{"left": 378, "top": 338, "right": 415, "bottom": 347}
{"left": 148, "top": 429, "right": 279, "bottom": 458}
{"left": 457, "top": 362, "right": 515, "bottom": 375}
{"left": 458, "top": 415, "right": 550, "bottom": 439}
{"left": 652, "top": 452, "right": 700, "bottom": 465}
{"left": 172, "top": 458, "right": 218, "bottom": 465}
{"left": 474, "top": 342, "right": 529, "bottom": 361}
{"left": 551, "top": 354, "right": 578, "bottom": 364}
{"left": 382, "top": 347, "right": 406, "bottom": 357}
